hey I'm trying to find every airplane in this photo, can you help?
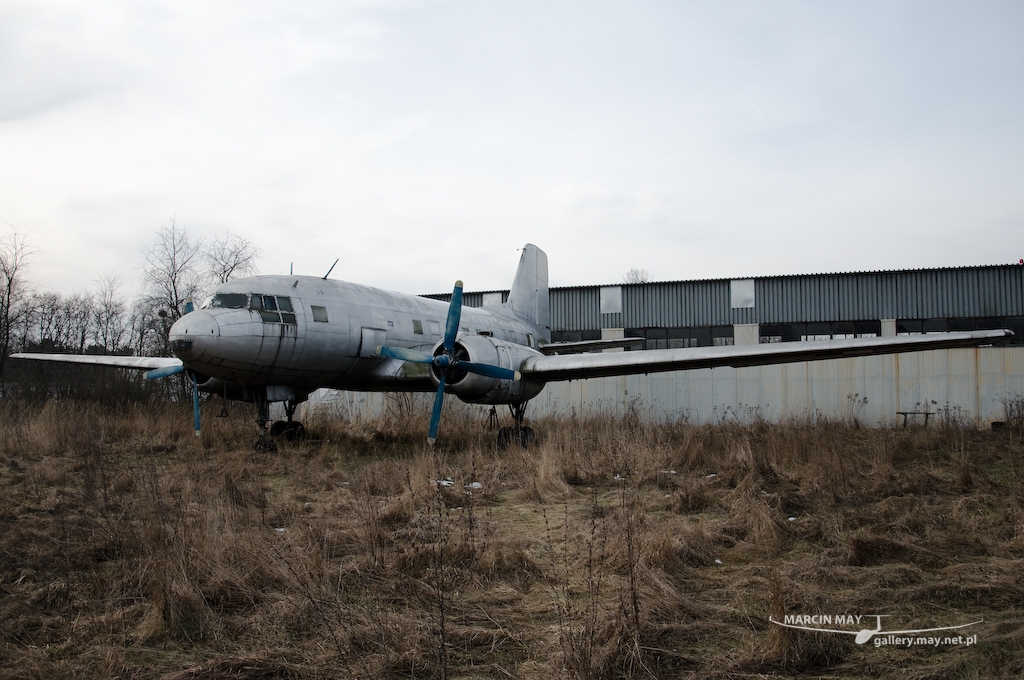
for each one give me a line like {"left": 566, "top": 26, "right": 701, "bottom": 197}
{"left": 12, "top": 244, "right": 1013, "bottom": 451}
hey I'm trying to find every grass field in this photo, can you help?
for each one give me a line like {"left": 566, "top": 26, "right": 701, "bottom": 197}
{"left": 2, "top": 399, "right": 1023, "bottom": 679}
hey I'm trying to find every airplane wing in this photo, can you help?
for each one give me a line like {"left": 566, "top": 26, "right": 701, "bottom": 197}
{"left": 11, "top": 353, "right": 183, "bottom": 372}
{"left": 519, "top": 330, "right": 1012, "bottom": 382}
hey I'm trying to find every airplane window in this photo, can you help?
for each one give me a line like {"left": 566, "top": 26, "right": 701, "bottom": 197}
{"left": 311, "top": 305, "right": 329, "bottom": 323}
{"left": 263, "top": 295, "right": 278, "bottom": 311}
{"left": 249, "top": 295, "right": 264, "bottom": 311}
{"left": 205, "top": 293, "right": 249, "bottom": 309}
{"left": 277, "top": 297, "right": 293, "bottom": 312}
{"left": 412, "top": 320, "right": 423, "bottom": 334}
{"left": 260, "top": 310, "right": 281, "bottom": 323}
{"left": 281, "top": 312, "right": 297, "bottom": 324}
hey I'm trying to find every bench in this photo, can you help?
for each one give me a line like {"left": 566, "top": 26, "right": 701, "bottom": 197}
{"left": 896, "top": 411, "right": 932, "bottom": 427}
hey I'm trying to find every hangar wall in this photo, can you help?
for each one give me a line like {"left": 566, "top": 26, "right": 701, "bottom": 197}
{"left": 307, "top": 346, "right": 1024, "bottom": 427}
{"left": 530, "top": 345, "right": 1024, "bottom": 426}
{"left": 365, "top": 263, "right": 1024, "bottom": 427}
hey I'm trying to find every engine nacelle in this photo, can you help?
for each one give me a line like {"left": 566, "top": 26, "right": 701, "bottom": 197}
{"left": 195, "top": 375, "right": 250, "bottom": 402}
{"left": 431, "top": 335, "right": 545, "bottom": 404}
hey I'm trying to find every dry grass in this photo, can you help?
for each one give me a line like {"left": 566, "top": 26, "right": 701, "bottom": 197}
{"left": 1, "top": 400, "right": 1024, "bottom": 678}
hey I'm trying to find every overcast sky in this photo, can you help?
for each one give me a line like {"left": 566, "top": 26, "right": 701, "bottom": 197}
{"left": 2, "top": 0, "right": 1023, "bottom": 299}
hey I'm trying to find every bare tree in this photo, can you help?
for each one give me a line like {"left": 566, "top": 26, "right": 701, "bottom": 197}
{"left": 92, "top": 272, "right": 129, "bottom": 353}
{"left": 140, "top": 219, "right": 206, "bottom": 322}
{"left": 206, "top": 232, "right": 260, "bottom": 285}
{"left": 0, "top": 229, "right": 33, "bottom": 394}
{"left": 623, "top": 268, "right": 650, "bottom": 284}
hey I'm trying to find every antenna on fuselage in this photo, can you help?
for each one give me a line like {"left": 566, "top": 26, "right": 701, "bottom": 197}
{"left": 290, "top": 262, "right": 293, "bottom": 275}
{"left": 323, "top": 258, "right": 339, "bottom": 280}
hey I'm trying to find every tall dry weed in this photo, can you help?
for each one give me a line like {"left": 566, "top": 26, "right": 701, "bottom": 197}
{"left": 3, "top": 403, "right": 1024, "bottom": 678}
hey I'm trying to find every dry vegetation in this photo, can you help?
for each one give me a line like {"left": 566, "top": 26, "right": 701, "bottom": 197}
{"left": 2, "top": 399, "right": 1024, "bottom": 679}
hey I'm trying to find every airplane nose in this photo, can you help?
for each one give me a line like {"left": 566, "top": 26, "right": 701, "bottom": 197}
{"left": 168, "top": 311, "right": 220, "bottom": 362}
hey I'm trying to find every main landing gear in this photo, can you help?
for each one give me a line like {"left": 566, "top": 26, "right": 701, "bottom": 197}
{"left": 496, "top": 402, "right": 534, "bottom": 450}
{"left": 252, "top": 396, "right": 306, "bottom": 452}
{"left": 270, "top": 400, "right": 306, "bottom": 441}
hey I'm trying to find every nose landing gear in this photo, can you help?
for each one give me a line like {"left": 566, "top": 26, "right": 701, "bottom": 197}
{"left": 252, "top": 395, "right": 307, "bottom": 452}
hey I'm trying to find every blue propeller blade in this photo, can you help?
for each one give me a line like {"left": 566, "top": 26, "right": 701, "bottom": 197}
{"left": 378, "top": 279, "right": 518, "bottom": 445}
{"left": 427, "top": 373, "right": 446, "bottom": 446}
{"left": 192, "top": 372, "right": 201, "bottom": 437}
{"left": 377, "top": 345, "right": 434, "bottom": 363}
{"left": 444, "top": 280, "right": 463, "bottom": 351}
{"left": 145, "top": 364, "right": 186, "bottom": 380}
{"left": 460, "top": 362, "right": 521, "bottom": 381}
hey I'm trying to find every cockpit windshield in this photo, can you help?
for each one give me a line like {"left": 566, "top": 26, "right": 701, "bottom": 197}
{"left": 202, "top": 293, "right": 249, "bottom": 309}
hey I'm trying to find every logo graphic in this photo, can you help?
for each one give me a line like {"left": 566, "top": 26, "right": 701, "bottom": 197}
{"left": 769, "top": 614, "right": 982, "bottom": 645}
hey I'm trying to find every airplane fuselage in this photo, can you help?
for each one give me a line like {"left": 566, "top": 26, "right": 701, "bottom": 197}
{"left": 168, "top": 275, "right": 547, "bottom": 399}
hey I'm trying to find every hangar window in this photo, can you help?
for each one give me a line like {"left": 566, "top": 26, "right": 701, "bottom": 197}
{"left": 311, "top": 305, "right": 329, "bottom": 323}
{"left": 763, "top": 320, "right": 879, "bottom": 341}
{"left": 894, "top": 317, "right": 1020, "bottom": 345}
{"left": 712, "top": 326, "right": 735, "bottom": 346}
{"left": 623, "top": 326, "right": 723, "bottom": 349}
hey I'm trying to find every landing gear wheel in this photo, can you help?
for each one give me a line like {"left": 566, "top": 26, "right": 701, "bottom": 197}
{"left": 496, "top": 401, "right": 536, "bottom": 450}
{"left": 283, "top": 422, "right": 305, "bottom": 441}
{"left": 252, "top": 436, "right": 278, "bottom": 453}
{"left": 269, "top": 420, "right": 305, "bottom": 441}
{"left": 497, "top": 426, "right": 535, "bottom": 450}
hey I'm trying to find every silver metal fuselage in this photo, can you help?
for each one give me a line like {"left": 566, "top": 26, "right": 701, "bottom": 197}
{"left": 167, "top": 275, "right": 544, "bottom": 396}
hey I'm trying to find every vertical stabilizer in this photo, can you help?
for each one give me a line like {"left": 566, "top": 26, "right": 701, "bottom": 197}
{"left": 506, "top": 244, "right": 550, "bottom": 339}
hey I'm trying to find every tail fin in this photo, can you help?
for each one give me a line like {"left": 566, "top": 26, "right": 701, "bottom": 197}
{"left": 506, "top": 244, "right": 549, "bottom": 339}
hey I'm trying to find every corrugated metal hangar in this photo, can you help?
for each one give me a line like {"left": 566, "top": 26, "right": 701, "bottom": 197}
{"left": 316, "top": 264, "right": 1024, "bottom": 426}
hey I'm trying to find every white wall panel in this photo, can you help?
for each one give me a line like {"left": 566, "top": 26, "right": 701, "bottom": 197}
{"left": 310, "top": 347, "right": 1024, "bottom": 428}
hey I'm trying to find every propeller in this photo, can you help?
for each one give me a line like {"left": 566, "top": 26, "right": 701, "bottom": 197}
{"left": 376, "top": 280, "right": 520, "bottom": 445}
{"left": 144, "top": 364, "right": 185, "bottom": 380}
{"left": 191, "top": 371, "right": 201, "bottom": 437}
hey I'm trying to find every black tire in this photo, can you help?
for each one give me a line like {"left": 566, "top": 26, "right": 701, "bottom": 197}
{"left": 269, "top": 421, "right": 286, "bottom": 437}
{"left": 252, "top": 436, "right": 278, "bottom": 453}
{"left": 497, "top": 426, "right": 534, "bottom": 450}
{"left": 284, "top": 422, "right": 306, "bottom": 441}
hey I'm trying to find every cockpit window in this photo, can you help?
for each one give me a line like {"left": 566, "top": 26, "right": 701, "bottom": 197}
{"left": 203, "top": 293, "right": 249, "bottom": 309}
{"left": 249, "top": 294, "right": 297, "bottom": 324}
